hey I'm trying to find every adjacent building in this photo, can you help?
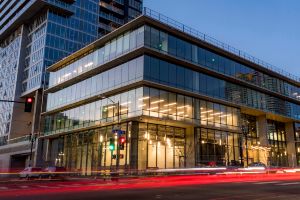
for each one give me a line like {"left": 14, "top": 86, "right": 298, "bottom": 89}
{"left": 0, "top": 0, "right": 142, "bottom": 171}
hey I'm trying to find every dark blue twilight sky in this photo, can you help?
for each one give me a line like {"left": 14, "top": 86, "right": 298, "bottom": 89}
{"left": 144, "top": 0, "right": 300, "bottom": 76}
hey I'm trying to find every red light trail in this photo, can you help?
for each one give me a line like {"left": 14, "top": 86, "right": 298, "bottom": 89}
{"left": 2, "top": 173, "right": 300, "bottom": 198}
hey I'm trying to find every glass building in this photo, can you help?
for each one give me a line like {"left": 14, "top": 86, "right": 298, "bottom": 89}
{"left": 0, "top": 0, "right": 142, "bottom": 171}
{"left": 40, "top": 8, "right": 300, "bottom": 174}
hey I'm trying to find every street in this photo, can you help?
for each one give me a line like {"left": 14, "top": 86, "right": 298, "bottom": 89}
{"left": 1, "top": 174, "right": 300, "bottom": 200}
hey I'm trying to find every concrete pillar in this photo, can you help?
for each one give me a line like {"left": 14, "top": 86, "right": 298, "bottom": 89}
{"left": 257, "top": 115, "right": 269, "bottom": 166}
{"left": 31, "top": 89, "right": 43, "bottom": 134}
{"left": 130, "top": 121, "right": 139, "bottom": 171}
{"left": 257, "top": 115, "right": 268, "bottom": 146}
{"left": 185, "top": 127, "right": 195, "bottom": 168}
{"left": 285, "top": 122, "right": 297, "bottom": 167}
{"left": 34, "top": 138, "right": 47, "bottom": 167}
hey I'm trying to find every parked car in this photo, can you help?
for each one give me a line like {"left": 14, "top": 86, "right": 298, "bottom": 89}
{"left": 42, "top": 166, "right": 67, "bottom": 179}
{"left": 248, "top": 162, "right": 267, "bottom": 169}
{"left": 19, "top": 167, "right": 42, "bottom": 179}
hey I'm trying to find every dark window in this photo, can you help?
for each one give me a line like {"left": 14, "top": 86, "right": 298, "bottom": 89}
{"left": 168, "top": 35, "right": 177, "bottom": 56}
{"left": 176, "top": 66, "right": 185, "bottom": 89}
{"left": 176, "top": 39, "right": 185, "bottom": 59}
{"left": 159, "top": 60, "right": 169, "bottom": 84}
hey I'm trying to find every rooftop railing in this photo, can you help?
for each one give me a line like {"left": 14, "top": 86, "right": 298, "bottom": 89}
{"left": 143, "top": 7, "right": 300, "bottom": 83}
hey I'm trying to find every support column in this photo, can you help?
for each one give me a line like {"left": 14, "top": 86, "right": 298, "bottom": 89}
{"left": 185, "top": 127, "right": 195, "bottom": 168}
{"left": 129, "top": 121, "right": 139, "bottom": 171}
{"left": 31, "top": 89, "right": 43, "bottom": 134}
{"left": 34, "top": 138, "right": 49, "bottom": 167}
{"left": 31, "top": 89, "right": 43, "bottom": 167}
{"left": 257, "top": 115, "right": 269, "bottom": 165}
{"left": 285, "top": 122, "right": 297, "bottom": 167}
{"left": 257, "top": 115, "right": 268, "bottom": 146}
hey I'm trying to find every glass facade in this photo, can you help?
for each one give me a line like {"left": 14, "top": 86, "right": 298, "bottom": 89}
{"left": 195, "top": 128, "right": 241, "bottom": 166}
{"left": 0, "top": 27, "right": 22, "bottom": 145}
{"left": 43, "top": 16, "right": 300, "bottom": 171}
{"left": 52, "top": 123, "right": 132, "bottom": 176}
{"left": 144, "top": 55, "right": 300, "bottom": 120}
{"left": 48, "top": 26, "right": 144, "bottom": 87}
{"left": 48, "top": 122, "right": 183, "bottom": 175}
{"left": 138, "top": 123, "right": 185, "bottom": 170}
{"left": 144, "top": 25, "right": 300, "bottom": 102}
{"left": 22, "top": 13, "right": 48, "bottom": 93}
{"left": 195, "top": 115, "right": 259, "bottom": 167}
{"left": 44, "top": 86, "right": 240, "bottom": 135}
{"left": 141, "top": 87, "right": 240, "bottom": 130}
{"left": 44, "top": 87, "right": 143, "bottom": 135}
{"left": 295, "top": 123, "right": 300, "bottom": 166}
{"left": 22, "top": 0, "right": 100, "bottom": 93}
{"left": 267, "top": 120, "right": 288, "bottom": 166}
{"left": 47, "top": 56, "right": 144, "bottom": 111}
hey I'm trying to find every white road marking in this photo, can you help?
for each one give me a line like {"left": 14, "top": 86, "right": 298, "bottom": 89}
{"left": 19, "top": 185, "right": 29, "bottom": 188}
{"left": 0, "top": 186, "right": 8, "bottom": 190}
{"left": 252, "top": 181, "right": 280, "bottom": 185}
{"left": 275, "top": 182, "right": 300, "bottom": 186}
{"left": 38, "top": 185, "right": 59, "bottom": 189}
{"left": 57, "top": 184, "right": 69, "bottom": 187}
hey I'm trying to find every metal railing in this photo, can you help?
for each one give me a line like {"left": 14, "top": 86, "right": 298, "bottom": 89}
{"left": 143, "top": 7, "right": 300, "bottom": 83}
{"left": 8, "top": 135, "right": 32, "bottom": 144}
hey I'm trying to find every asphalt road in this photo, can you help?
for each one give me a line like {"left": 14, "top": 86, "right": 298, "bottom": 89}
{"left": 2, "top": 174, "right": 300, "bottom": 200}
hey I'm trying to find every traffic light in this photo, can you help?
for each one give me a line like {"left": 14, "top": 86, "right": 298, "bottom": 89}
{"left": 24, "top": 97, "right": 33, "bottom": 112}
{"left": 119, "top": 136, "right": 125, "bottom": 150}
{"left": 109, "top": 138, "right": 115, "bottom": 151}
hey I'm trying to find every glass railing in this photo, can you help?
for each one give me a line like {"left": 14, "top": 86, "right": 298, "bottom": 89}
{"left": 8, "top": 135, "right": 33, "bottom": 144}
{"left": 99, "top": 22, "right": 115, "bottom": 32}
{"left": 142, "top": 7, "right": 300, "bottom": 83}
{"left": 100, "top": 1, "right": 124, "bottom": 15}
{"left": 99, "top": 12, "right": 124, "bottom": 25}
{"left": 45, "top": 0, "right": 75, "bottom": 13}
{"left": 113, "top": 0, "right": 124, "bottom": 5}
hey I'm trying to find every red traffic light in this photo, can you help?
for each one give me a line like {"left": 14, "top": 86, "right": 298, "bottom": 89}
{"left": 24, "top": 97, "right": 33, "bottom": 112}
{"left": 120, "top": 137, "right": 125, "bottom": 144}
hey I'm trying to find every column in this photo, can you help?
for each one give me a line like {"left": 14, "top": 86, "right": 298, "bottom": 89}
{"left": 257, "top": 115, "right": 268, "bottom": 146}
{"left": 34, "top": 138, "right": 50, "bottom": 167}
{"left": 31, "top": 89, "right": 43, "bottom": 134}
{"left": 257, "top": 115, "right": 269, "bottom": 165}
{"left": 185, "top": 127, "right": 195, "bottom": 168}
{"left": 285, "top": 122, "right": 297, "bottom": 167}
{"left": 129, "top": 121, "right": 139, "bottom": 171}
